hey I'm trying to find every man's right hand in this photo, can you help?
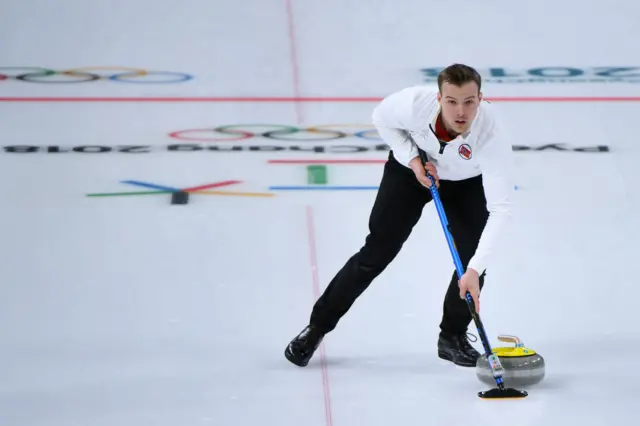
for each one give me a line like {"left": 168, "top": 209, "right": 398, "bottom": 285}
{"left": 409, "top": 156, "right": 439, "bottom": 188}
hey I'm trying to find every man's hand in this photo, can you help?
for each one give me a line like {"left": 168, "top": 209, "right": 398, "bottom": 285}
{"left": 409, "top": 157, "right": 439, "bottom": 188}
{"left": 459, "top": 268, "right": 480, "bottom": 313}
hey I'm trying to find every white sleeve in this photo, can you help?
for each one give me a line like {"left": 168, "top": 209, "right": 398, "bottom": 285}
{"left": 371, "top": 89, "right": 419, "bottom": 167}
{"left": 466, "top": 116, "right": 516, "bottom": 275}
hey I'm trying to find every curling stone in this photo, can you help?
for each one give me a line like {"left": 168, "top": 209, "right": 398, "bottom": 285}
{"left": 476, "top": 335, "right": 545, "bottom": 387}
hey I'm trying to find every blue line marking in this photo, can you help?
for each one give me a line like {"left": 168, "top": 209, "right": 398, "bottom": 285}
{"left": 269, "top": 186, "right": 379, "bottom": 191}
{"left": 121, "top": 180, "right": 180, "bottom": 192}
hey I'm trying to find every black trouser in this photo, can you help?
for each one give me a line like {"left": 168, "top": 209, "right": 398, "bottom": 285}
{"left": 309, "top": 150, "right": 489, "bottom": 336}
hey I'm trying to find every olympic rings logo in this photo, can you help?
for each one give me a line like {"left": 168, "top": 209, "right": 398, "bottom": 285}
{"left": 0, "top": 67, "right": 193, "bottom": 83}
{"left": 168, "top": 124, "right": 383, "bottom": 142}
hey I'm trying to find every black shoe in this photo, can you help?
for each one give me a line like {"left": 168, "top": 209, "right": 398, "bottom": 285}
{"left": 437, "top": 332, "right": 481, "bottom": 367}
{"left": 284, "top": 325, "right": 325, "bottom": 367}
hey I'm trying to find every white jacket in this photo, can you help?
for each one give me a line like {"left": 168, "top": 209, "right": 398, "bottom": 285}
{"left": 371, "top": 85, "right": 515, "bottom": 275}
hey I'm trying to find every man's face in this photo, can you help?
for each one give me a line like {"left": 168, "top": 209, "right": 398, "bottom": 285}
{"left": 437, "top": 81, "right": 482, "bottom": 135}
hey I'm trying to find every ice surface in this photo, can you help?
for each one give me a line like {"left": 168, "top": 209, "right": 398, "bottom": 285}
{"left": 1, "top": 0, "right": 640, "bottom": 425}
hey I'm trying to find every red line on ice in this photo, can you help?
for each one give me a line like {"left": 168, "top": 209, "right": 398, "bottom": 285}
{"left": 285, "top": 0, "right": 304, "bottom": 124}
{"left": 306, "top": 205, "right": 334, "bottom": 426}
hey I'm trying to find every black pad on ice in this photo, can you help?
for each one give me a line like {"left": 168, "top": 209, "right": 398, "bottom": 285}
{"left": 171, "top": 191, "right": 189, "bottom": 205}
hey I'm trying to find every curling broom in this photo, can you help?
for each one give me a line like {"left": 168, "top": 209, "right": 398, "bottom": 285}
{"left": 415, "top": 147, "right": 527, "bottom": 399}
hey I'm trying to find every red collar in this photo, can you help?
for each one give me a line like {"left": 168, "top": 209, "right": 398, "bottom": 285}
{"left": 435, "top": 114, "right": 455, "bottom": 142}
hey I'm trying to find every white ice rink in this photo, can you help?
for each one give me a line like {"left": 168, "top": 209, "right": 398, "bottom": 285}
{"left": 1, "top": 1, "right": 640, "bottom": 425}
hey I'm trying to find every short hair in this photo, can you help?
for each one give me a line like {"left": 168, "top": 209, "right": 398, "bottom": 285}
{"left": 437, "top": 64, "right": 482, "bottom": 93}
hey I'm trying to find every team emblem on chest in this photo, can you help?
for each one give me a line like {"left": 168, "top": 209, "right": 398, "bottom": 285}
{"left": 458, "top": 144, "right": 472, "bottom": 160}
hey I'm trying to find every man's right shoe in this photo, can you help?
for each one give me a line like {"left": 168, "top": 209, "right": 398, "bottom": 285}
{"left": 284, "top": 325, "right": 325, "bottom": 367}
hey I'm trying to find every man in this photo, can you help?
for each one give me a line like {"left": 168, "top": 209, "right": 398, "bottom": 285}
{"left": 284, "top": 64, "right": 515, "bottom": 368}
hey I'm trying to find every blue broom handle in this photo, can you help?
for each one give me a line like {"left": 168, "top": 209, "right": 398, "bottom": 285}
{"left": 417, "top": 149, "right": 472, "bottom": 305}
{"left": 426, "top": 173, "right": 496, "bottom": 354}
{"left": 424, "top": 173, "right": 474, "bottom": 307}
{"left": 427, "top": 178, "right": 464, "bottom": 278}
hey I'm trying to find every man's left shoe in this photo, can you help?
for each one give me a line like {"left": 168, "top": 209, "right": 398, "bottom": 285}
{"left": 437, "top": 332, "right": 481, "bottom": 367}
